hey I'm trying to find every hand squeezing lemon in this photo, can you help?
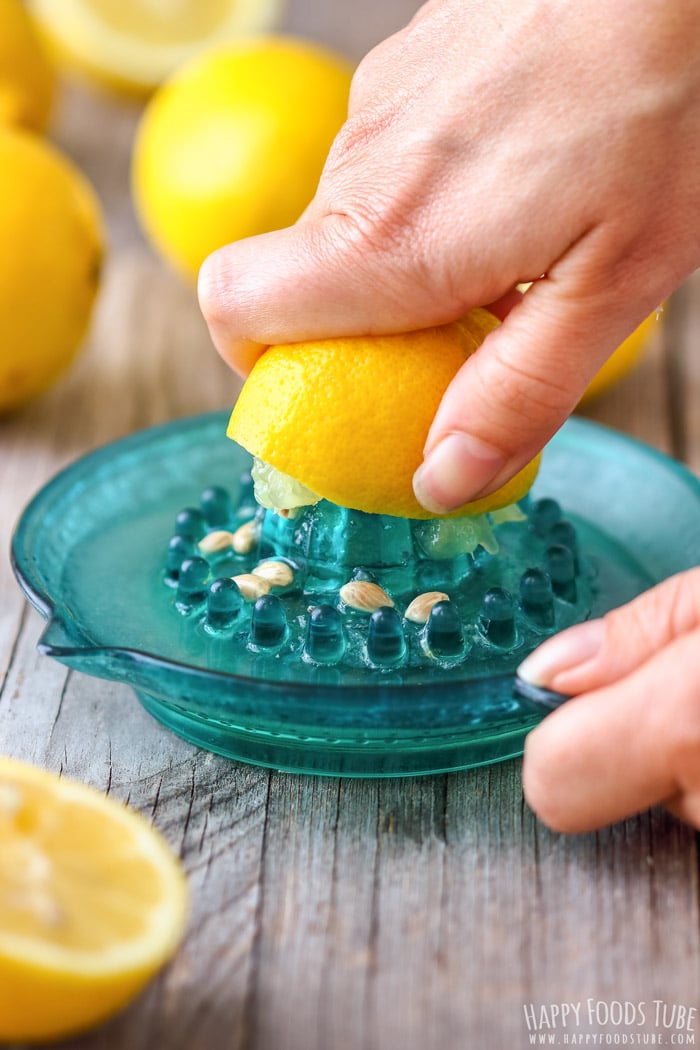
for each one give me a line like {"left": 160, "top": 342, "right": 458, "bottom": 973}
{"left": 228, "top": 308, "right": 541, "bottom": 519}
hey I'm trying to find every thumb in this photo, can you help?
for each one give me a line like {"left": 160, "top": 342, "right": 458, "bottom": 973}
{"left": 520, "top": 570, "right": 700, "bottom": 832}
{"left": 412, "top": 273, "right": 654, "bottom": 514}
{"left": 197, "top": 211, "right": 464, "bottom": 378}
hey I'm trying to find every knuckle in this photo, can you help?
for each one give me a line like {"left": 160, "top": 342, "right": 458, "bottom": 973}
{"left": 347, "top": 51, "right": 379, "bottom": 112}
{"left": 323, "top": 105, "right": 398, "bottom": 182}
{"left": 197, "top": 249, "right": 234, "bottom": 327}
{"left": 347, "top": 33, "right": 404, "bottom": 112}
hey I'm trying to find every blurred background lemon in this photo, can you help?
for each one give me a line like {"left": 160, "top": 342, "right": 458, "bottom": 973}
{"left": 0, "top": 0, "right": 55, "bottom": 131}
{"left": 28, "top": 0, "right": 284, "bottom": 97}
{"left": 0, "top": 128, "right": 103, "bottom": 414}
{"left": 131, "top": 37, "right": 352, "bottom": 281}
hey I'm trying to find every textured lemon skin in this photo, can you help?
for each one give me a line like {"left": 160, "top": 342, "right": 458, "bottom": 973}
{"left": 0, "top": 756, "right": 188, "bottom": 1043}
{"left": 0, "top": 129, "right": 103, "bottom": 414}
{"left": 580, "top": 312, "right": 659, "bottom": 403}
{"left": 0, "top": 0, "right": 55, "bottom": 132}
{"left": 132, "top": 37, "right": 352, "bottom": 280}
{"left": 228, "top": 308, "right": 541, "bottom": 519}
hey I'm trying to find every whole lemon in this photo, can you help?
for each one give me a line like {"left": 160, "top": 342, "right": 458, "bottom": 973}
{"left": 228, "top": 308, "right": 541, "bottom": 520}
{"left": 0, "top": 129, "right": 104, "bottom": 414}
{"left": 0, "top": 0, "right": 55, "bottom": 131}
{"left": 132, "top": 37, "right": 352, "bottom": 281}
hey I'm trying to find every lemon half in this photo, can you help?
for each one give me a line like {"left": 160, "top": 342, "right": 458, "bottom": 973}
{"left": 0, "top": 755, "right": 188, "bottom": 1043}
{"left": 28, "top": 0, "right": 284, "bottom": 95}
{"left": 228, "top": 309, "right": 541, "bottom": 519}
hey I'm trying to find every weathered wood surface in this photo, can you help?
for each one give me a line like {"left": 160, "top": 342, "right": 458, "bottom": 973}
{"left": 2, "top": 2, "right": 700, "bottom": 1047}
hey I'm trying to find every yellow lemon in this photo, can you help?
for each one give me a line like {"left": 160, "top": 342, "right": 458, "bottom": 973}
{"left": 580, "top": 311, "right": 659, "bottom": 403}
{"left": 0, "top": 128, "right": 103, "bottom": 414}
{"left": 0, "top": 755, "right": 188, "bottom": 1043}
{"left": 132, "top": 37, "right": 352, "bottom": 281}
{"left": 27, "top": 0, "right": 283, "bottom": 97}
{"left": 0, "top": 0, "right": 55, "bottom": 131}
{"left": 228, "top": 308, "right": 541, "bottom": 519}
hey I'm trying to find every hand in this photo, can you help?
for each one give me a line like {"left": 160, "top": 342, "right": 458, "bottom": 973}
{"left": 199, "top": 0, "right": 700, "bottom": 513}
{"left": 519, "top": 569, "right": 700, "bottom": 832}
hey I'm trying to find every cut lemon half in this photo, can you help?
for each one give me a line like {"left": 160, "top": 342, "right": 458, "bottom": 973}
{"left": 0, "top": 755, "right": 188, "bottom": 1042}
{"left": 28, "top": 0, "right": 284, "bottom": 95}
{"left": 228, "top": 308, "right": 541, "bottom": 519}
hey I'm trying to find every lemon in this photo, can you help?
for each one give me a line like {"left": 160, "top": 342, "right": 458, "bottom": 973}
{"left": 0, "top": 128, "right": 103, "bottom": 414}
{"left": 28, "top": 0, "right": 283, "bottom": 96}
{"left": 0, "top": 755, "right": 188, "bottom": 1043}
{"left": 228, "top": 308, "right": 541, "bottom": 520}
{"left": 0, "top": 0, "right": 55, "bottom": 131}
{"left": 132, "top": 37, "right": 352, "bottom": 281}
{"left": 580, "top": 311, "right": 659, "bottom": 403}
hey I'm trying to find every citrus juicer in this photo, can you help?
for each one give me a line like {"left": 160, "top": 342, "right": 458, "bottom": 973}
{"left": 12, "top": 412, "right": 700, "bottom": 776}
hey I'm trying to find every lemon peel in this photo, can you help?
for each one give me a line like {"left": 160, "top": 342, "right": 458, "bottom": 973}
{"left": 228, "top": 309, "right": 541, "bottom": 519}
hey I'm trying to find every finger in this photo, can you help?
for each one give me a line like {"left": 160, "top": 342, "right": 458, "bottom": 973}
{"left": 517, "top": 568, "right": 700, "bottom": 696}
{"left": 412, "top": 254, "right": 656, "bottom": 514}
{"left": 484, "top": 287, "right": 524, "bottom": 321}
{"left": 665, "top": 790, "right": 700, "bottom": 829}
{"left": 197, "top": 212, "right": 467, "bottom": 377}
{"left": 522, "top": 628, "right": 700, "bottom": 833}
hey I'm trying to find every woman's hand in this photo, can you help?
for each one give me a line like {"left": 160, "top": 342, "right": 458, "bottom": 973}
{"left": 199, "top": 0, "right": 700, "bottom": 514}
{"left": 520, "top": 569, "right": 700, "bottom": 832}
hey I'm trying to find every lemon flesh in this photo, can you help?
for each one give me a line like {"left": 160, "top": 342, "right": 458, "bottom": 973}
{"left": 28, "top": 0, "right": 284, "bottom": 95}
{"left": 251, "top": 457, "right": 320, "bottom": 513}
{"left": 0, "top": 756, "right": 188, "bottom": 1042}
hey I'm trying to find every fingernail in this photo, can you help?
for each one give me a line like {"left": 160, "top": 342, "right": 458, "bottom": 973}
{"left": 413, "top": 433, "right": 506, "bottom": 514}
{"left": 517, "top": 619, "right": 605, "bottom": 687}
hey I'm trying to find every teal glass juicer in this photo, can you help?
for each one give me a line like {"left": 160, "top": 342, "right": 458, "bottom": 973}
{"left": 11, "top": 412, "right": 700, "bottom": 776}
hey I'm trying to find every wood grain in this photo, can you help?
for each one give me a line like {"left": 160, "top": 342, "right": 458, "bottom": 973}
{"left": 1, "top": 2, "right": 700, "bottom": 1048}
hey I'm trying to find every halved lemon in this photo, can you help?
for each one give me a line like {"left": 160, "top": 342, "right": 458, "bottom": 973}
{"left": 28, "top": 0, "right": 284, "bottom": 95}
{"left": 228, "top": 308, "right": 541, "bottom": 519}
{"left": 0, "top": 755, "right": 188, "bottom": 1042}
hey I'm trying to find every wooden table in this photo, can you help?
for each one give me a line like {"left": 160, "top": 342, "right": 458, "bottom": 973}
{"left": 2, "top": 3, "right": 700, "bottom": 1047}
